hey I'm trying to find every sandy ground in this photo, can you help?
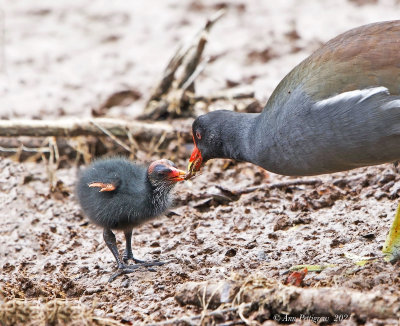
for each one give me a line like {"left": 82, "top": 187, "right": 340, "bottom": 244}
{"left": 1, "top": 0, "right": 400, "bottom": 325}
{"left": 2, "top": 157, "right": 400, "bottom": 324}
{"left": 3, "top": 0, "right": 400, "bottom": 119}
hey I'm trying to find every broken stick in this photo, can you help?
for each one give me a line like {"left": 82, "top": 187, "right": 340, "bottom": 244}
{"left": 175, "top": 278, "right": 400, "bottom": 321}
{"left": 0, "top": 118, "right": 191, "bottom": 142}
{"left": 141, "top": 10, "right": 226, "bottom": 120}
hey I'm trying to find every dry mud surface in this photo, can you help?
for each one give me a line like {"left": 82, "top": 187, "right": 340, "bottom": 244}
{"left": 2, "top": 159, "right": 400, "bottom": 325}
{"left": 1, "top": 0, "right": 400, "bottom": 325}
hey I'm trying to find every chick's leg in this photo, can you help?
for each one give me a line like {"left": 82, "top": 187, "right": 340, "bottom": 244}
{"left": 103, "top": 228, "right": 165, "bottom": 283}
{"left": 122, "top": 230, "right": 166, "bottom": 268}
{"left": 104, "top": 228, "right": 133, "bottom": 269}
{"left": 103, "top": 228, "right": 140, "bottom": 282}
{"left": 123, "top": 230, "right": 145, "bottom": 264}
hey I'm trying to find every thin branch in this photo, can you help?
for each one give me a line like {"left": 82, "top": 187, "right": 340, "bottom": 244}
{"left": 176, "top": 178, "right": 323, "bottom": 208}
{"left": 175, "top": 278, "right": 400, "bottom": 321}
{"left": 0, "top": 145, "right": 50, "bottom": 153}
{"left": 236, "top": 178, "right": 323, "bottom": 195}
{"left": 177, "top": 33, "right": 207, "bottom": 89}
{"left": 181, "top": 56, "right": 210, "bottom": 91}
{"left": 146, "top": 305, "right": 250, "bottom": 326}
{"left": 0, "top": 118, "right": 191, "bottom": 141}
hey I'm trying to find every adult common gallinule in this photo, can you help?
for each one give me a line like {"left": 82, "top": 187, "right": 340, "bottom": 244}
{"left": 76, "top": 157, "right": 186, "bottom": 282}
{"left": 187, "top": 21, "right": 400, "bottom": 259}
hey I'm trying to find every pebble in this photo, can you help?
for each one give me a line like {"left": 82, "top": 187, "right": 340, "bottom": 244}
{"left": 257, "top": 250, "right": 267, "bottom": 261}
{"left": 121, "top": 279, "right": 130, "bottom": 288}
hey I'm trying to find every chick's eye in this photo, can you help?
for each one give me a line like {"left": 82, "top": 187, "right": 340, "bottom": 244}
{"left": 196, "top": 131, "right": 202, "bottom": 140}
{"left": 153, "top": 165, "right": 169, "bottom": 175}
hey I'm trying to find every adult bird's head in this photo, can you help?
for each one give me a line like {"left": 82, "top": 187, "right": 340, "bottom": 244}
{"left": 187, "top": 111, "right": 227, "bottom": 177}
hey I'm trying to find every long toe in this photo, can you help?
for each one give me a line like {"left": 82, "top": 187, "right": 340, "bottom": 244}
{"left": 133, "top": 260, "right": 166, "bottom": 273}
{"left": 124, "top": 256, "right": 165, "bottom": 265}
{"left": 139, "top": 260, "right": 166, "bottom": 267}
{"left": 126, "top": 260, "right": 166, "bottom": 268}
{"left": 108, "top": 261, "right": 167, "bottom": 283}
{"left": 108, "top": 265, "right": 141, "bottom": 283}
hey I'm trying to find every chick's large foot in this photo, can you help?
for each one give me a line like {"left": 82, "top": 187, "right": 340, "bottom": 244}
{"left": 108, "top": 264, "right": 140, "bottom": 283}
{"left": 108, "top": 261, "right": 167, "bottom": 283}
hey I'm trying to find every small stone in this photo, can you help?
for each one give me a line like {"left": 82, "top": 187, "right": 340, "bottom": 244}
{"left": 245, "top": 241, "right": 257, "bottom": 249}
{"left": 121, "top": 279, "right": 130, "bottom": 288}
{"left": 85, "top": 287, "right": 102, "bottom": 295}
{"left": 374, "top": 190, "right": 387, "bottom": 200}
{"left": 361, "top": 233, "right": 375, "bottom": 239}
{"left": 268, "top": 233, "right": 278, "bottom": 240}
{"left": 150, "top": 241, "right": 160, "bottom": 247}
{"left": 378, "top": 173, "right": 396, "bottom": 185}
{"left": 257, "top": 250, "right": 267, "bottom": 261}
{"left": 225, "top": 248, "right": 237, "bottom": 257}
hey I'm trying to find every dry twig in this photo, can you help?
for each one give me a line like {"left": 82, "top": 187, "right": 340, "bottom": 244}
{"left": 146, "top": 305, "right": 250, "bottom": 326}
{"left": 0, "top": 118, "right": 190, "bottom": 141}
{"left": 235, "top": 178, "right": 323, "bottom": 195}
{"left": 175, "top": 277, "right": 400, "bottom": 322}
{"left": 140, "top": 10, "right": 226, "bottom": 120}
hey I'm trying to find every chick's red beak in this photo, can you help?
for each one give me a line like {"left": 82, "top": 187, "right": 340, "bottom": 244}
{"left": 167, "top": 167, "right": 187, "bottom": 182}
{"left": 188, "top": 143, "right": 203, "bottom": 175}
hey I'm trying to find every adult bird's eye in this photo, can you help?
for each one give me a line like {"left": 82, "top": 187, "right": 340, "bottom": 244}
{"left": 196, "top": 131, "right": 202, "bottom": 140}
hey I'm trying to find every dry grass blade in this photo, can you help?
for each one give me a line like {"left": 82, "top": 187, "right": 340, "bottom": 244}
{"left": 198, "top": 282, "right": 225, "bottom": 325}
{"left": 148, "top": 131, "right": 168, "bottom": 157}
{"left": 68, "top": 137, "right": 92, "bottom": 165}
{"left": 125, "top": 127, "right": 140, "bottom": 159}
{"left": 0, "top": 299, "right": 124, "bottom": 326}
{"left": 90, "top": 119, "right": 132, "bottom": 153}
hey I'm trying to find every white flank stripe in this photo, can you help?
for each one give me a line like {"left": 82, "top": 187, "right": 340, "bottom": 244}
{"left": 381, "top": 100, "right": 400, "bottom": 111}
{"left": 315, "top": 86, "right": 389, "bottom": 108}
